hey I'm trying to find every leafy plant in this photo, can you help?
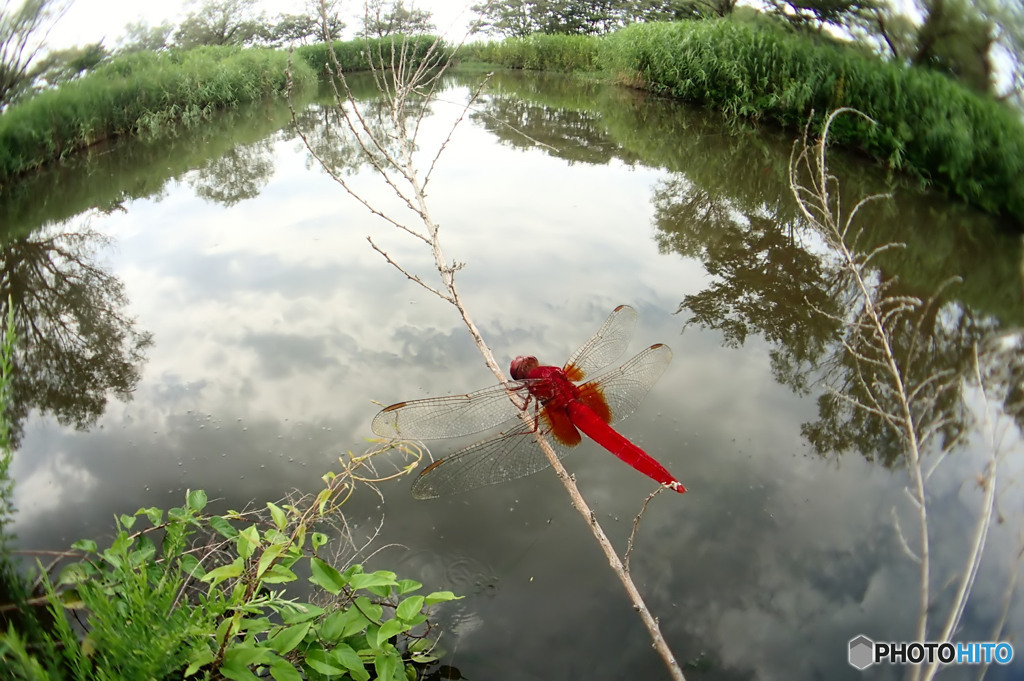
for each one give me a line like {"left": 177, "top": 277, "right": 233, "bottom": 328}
{"left": 0, "top": 460, "right": 457, "bottom": 680}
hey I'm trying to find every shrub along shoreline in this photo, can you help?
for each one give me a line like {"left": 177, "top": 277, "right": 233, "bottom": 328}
{"left": 462, "top": 21, "right": 1024, "bottom": 227}
{"left": 0, "top": 36, "right": 449, "bottom": 188}
{"left": 0, "top": 46, "right": 317, "bottom": 185}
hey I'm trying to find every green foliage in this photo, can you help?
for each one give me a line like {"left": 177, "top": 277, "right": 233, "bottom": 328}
{"left": 0, "top": 45, "right": 317, "bottom": 184}
{"left": 295, "top": 35, "right": 453, "bottom": 76}
{"left": 173, "top": 0, "right": 269, "bottom": 49}
{"left": 117, "top": 20, "right": 174, "bottom": 53}
{"left": 0, "top": 487, "right": 459, "bottom": 679}
{"left": 461, "top": 34, "right": 602, "bottom": 71}
{"left": 470, "top": 0, "right": 708, "bottom": 38}
{"left": 603, "top": 20, "right": 1024, "bottom": 222}
{"left": 26, "top": 43, "right": 109, "bottom": 92}
{"left": 360, "top": 0, "right": 435, "bottom": 38}
{"left": 0, "top": 0, "right": 69, "bottom": 106}
{"left": 463, "top": 18, "right": 1024, "bottom": 221}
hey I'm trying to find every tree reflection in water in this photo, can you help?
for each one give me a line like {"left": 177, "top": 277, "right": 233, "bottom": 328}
{"left": 655, "top": 175, "right": 1023, "bottom": 468}
{"left": 0, "top": 222, "right": 152, "bottom": 447}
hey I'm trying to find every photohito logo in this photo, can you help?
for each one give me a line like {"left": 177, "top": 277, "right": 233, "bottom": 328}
{"left": 849, "top": 635, "right": 1014, "bottom": 670}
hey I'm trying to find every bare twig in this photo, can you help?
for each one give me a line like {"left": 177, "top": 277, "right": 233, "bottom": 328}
{"left": 624, "top": 487, "right": 665, "bottom": 572}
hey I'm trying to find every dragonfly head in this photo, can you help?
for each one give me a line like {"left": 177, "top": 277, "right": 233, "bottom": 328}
{"left": 510, "top": 355, "right": 539, "bottom": 380}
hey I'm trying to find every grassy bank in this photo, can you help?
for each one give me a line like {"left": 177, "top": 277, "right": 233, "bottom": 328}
{"left": 0, "top": 46, "right": 317, "bottom": 184}
{"left": 295, "top": 34, "right": 452, "bottom": 75}
{"left": 461, "top": 34, "right": 601, "bottom": 72}
{"left": 461, "top": 21, "right": 1024, "bottom": 225}
{"left": 0, "top": 36, "right": 452, "bottom": 187}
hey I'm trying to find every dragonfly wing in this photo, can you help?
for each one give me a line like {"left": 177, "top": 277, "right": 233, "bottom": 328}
{"left": 563, "top": 305, "right": 637, "bottom": 381}
{"left": 578, "top": 343, "right": 672, "bottom": 425}
{"left": 372, "top": 381, "right": 533, "bottom": 439}
{"left": 410, "top": 420, "right": 574, "bottom": 499}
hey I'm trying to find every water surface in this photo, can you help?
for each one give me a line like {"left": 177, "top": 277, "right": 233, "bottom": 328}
{"left": 4, "top": 70, "right": 1022, "bottom": 680}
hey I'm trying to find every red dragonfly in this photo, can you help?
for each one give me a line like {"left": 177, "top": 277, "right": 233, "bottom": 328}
{"left": 372, "top": 305, "right": 685, "bottom": 499}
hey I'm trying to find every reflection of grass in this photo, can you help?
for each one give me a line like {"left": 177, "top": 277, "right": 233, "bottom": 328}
{"left": 0, "top": 46, "right": 318, "bottom": 184}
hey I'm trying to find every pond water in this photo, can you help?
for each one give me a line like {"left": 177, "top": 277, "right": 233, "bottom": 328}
{"left": 3, "top": 70, "right": 1023, "bottom": 680}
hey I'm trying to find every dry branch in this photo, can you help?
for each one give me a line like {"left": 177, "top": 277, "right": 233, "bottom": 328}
{"left": 286, "top": 4, "right": 687, "bottom": 678}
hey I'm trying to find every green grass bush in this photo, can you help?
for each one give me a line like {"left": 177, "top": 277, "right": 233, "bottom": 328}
{"left": 296, "top": 35, "right": 453, "bottom": 76}
{"left": 460, "top": 20, "right": 1024, "bottom": 223}
{"left": 460, "top": 34, "right": 602, "bottom": 72}
{"left": 0, "top": 46, "right": 318, "bottom": 184}
{"left": 605, "top": 20, "right": 1024, "bottom": 220}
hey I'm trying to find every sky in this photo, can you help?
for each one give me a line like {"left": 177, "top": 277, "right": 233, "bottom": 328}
{"left": 48, "top": 0, "right": 480, "bottom": 50}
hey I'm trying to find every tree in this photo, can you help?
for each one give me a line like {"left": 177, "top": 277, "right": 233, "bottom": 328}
{"left": 270, "top": 0, "right": 345, "bottom": 46}
{"left": 774, "top": 0, "right": 1021, "bottom": 100}
{"left": 118, "top": 20, "right": 173, "bottom": 53}
{"left": 173, "top": 0, "right": 269, "bottom": 49}
{"left": 0, "top": 225, "right": 152, "bottom": 448}
{"left": 765, "top": 0, "right": 880, "bottom": 32}
{"left": 471, "top": 0, "right": 535, "bottom": 37}
{"left": 910, "top": 0, "right": 996, "bottom": 94}
{"left": 25, "top": 42, "right": 107, "bottom": 91}
{"left": 0, "top": 0, "right": 69, "bottom": 107}
{"left": 471, "top": 0, "right": 704, "bottom": 38}
{"left": 360, "top": 0, "right": 435, "bottom": 37}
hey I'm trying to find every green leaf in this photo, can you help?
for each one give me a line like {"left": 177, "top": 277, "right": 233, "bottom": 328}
{"left": 168, "top": 506, "right": 190, "bottom": 522}
{"left": 354, "top": 596, "right": 383, "bottom": 622}
{"left": 320, "top": 609, "right": 348, "bottom": 641}
{"left": 238, "top": 525, "right": 260, "bottom": 559}
{"left": 219, "top": 659, "right": 262, "bottom": 681}
{"left": 401, "top": 613, "right": 427, "bottom": 628}
{"left": 200, "top": 556, "right": 244, "bottom": 587}
{"left": 188, "top": 489, "right": 208, "bottom": 512}
{"left": 366, "top": 584, "right": 393, "bottom": 598}
{"left": 223, "top": 642, "right": 271, "bottom": 669}
{"left": 309, "top": 557, "right": 347, "bottom": 594}
{"left": 57, "top": 562, "right": 95, "bottom": 585}
{"left": 71, "top": 539, "right": 97, "bottom": 553}
{"left": 395, "top": 596, "right": 424, "bottom": 622}
{"left": 209, "top": 515, "right": 238, "bottom": 539}
{"left": 425, "top": 590, "right": 461, "bottom": 605}
{"left": 396, "top": 579, "right": 422, "bottom": 594}
{"left": 280, "top": 602, "right": 324, "bottom": 624}
{"left": 185, "top": 645, "right": 216, "bottom": 676}
{"left": 261, "top": 564, "right": 298, "bottom": 584}
{"left": 305, "top": 645, "right": 346, "bottom": 675}
{"left": 141, "top": 506, "right": 163, "bottom": 524}
{"left": 269, "top": 622, "right": 311, "bottom": 654}
{"left": 329, "top": 642, "right": 366, "bottom": 673}
{"left": 349, "top": 570, "right": 397, "bottom": 590}
{"left": 376, "top": 618, "right": 405, "bottom": 647}
{"left": 268, "top": 655, "right": 304, "bottom": 681}
{"left": 267, "top": 501, "right": 287, "bottom": 530}
{"left": 315, "top": 488, "right": 331, "bottom": 515}
{"left": 119, "top": 513, "right": 136, "bottom": 529}
{"left": 374, "top": 650, "right": 401, "bottom": 681}
{"left": 179, "top": 553, "right": 206, "bottom": 578}
{"left": 257, "top": 544, "right": 285, "bottom": 580}
{"left": 311, "top": 532, "right": 328, "bottom": 550}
